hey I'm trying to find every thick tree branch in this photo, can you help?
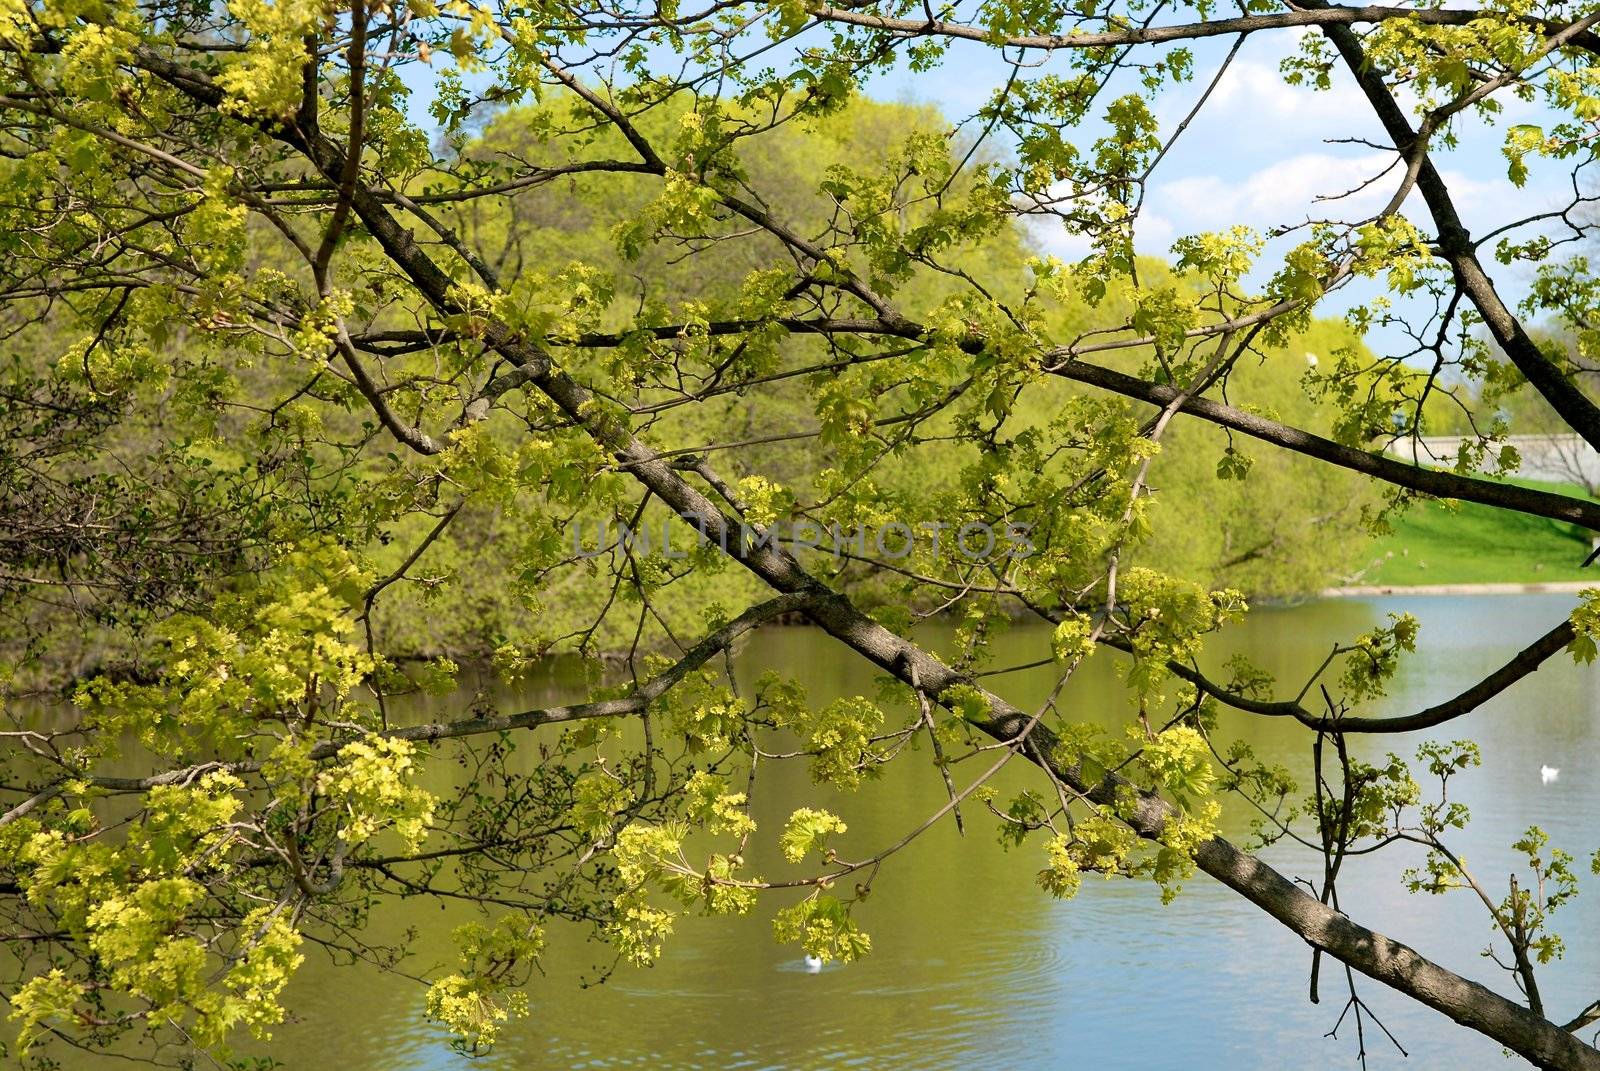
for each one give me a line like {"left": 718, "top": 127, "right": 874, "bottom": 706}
{"left": 1050, "top": 355, "right": 1600, "bottom": 533}
{"left": 813, "top": 3, "right": 1600, "bottom": 56}
{"left": 1148, "top": 619, "right": 1577, "bottom": 733}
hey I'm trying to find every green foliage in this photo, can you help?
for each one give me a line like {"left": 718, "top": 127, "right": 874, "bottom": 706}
{"left": 779, "top": 807, "right": 849, "bottom": 863}
{"left": 1115, "top": 569, "right": 1247, "bottom": 701}
{"left": 318, "top": 735, "right": 438, "bottom": 850}
{"left": 8, "top": 970, "right": 86, "bottom": 1055}
{"left": 568, "top": 771, "right": 637, "bottom": 839}
{"left": 1136, "top": 725, "right": 1216, "bottom": 805}
{"left": 1329, "top": 614, "right": 1415, "bottom": 703}
{"left": 772, "top": 894, "right": 872, "bottom": 963}
{"left": 684, "top": 771, "right": 756, "bottom": 836}
{"left": 775, "top": 696, "right": 886, "bottom": 788}
{"left": 2, "top": 0, "right": 1596, "bottom": 1061}
{"left": 426, "top": 916, "right": 544, "bottom": 1053}
{"left": 1570, "top": 588, "right": 1600, "bottom": 664}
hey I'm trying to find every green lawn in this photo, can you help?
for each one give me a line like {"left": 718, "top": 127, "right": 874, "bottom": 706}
{"left": 1358, "top": 477, "right": 1598, "bottom": 586}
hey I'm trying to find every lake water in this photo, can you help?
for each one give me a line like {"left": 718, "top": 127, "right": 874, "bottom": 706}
{"left": 65, "top": 595, "right": 1600, "bottom": 1069}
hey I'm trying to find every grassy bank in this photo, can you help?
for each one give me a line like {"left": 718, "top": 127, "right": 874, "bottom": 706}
{"left": 1352, "top": 477, "right": 1597, "bottom": 587}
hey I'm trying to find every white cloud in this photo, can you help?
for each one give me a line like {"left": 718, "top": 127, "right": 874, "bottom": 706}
{"left": 1158, "top": 151, "right": 1399, "bottom": 231}
{"left": 1154, "top": 151, "right": 1518, "bottom": 240}
{"left": 1137, "top": 210, "right": 1178, "bottom": 250}
{"left": 1024, "top": 217, "right": 1092, "bottom": 261}
{"left": 1196, "top": 57, "right": 1369, "bottom": 126}
{"left": 1023, "top": 209, "right": 1177, "bottom": 261}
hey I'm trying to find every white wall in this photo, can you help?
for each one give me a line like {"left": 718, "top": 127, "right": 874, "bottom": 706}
{"left": 1386, "top": 434, "right": 1600, "bottom": 489}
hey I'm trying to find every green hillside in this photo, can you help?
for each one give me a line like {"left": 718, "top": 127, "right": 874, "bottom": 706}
{"left": 1356, "top": 477, "right": 1597, "bottom": 586}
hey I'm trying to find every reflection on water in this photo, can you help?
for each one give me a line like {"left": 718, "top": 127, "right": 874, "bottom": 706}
{"left": 66, "top": 596, "right": 1600, "bottom": 1069}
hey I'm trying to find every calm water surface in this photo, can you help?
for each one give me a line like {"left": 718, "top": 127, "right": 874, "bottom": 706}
{"left": 77, "top": 596, "right": 1600, "bottom": 1069}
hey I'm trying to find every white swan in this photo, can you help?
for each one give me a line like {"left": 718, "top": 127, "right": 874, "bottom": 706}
{"left": 1541, "top": 764, "right": 1560, "bottom": 784}
{"left": 803, "top": 953, "right": 823, "bottom": 973}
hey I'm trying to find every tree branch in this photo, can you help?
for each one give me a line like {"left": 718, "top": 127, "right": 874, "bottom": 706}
{"left": 813, "top": 3, "right": 1600, "bottom": 56}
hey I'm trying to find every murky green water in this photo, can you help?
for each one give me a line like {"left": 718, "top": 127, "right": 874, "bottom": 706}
{"left": 64, "top": 596, "right": 1600, "bottom": 1069}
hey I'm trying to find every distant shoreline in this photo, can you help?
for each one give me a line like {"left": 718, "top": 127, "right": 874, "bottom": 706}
{"left": 1322, "top": 581, "right": 1594, "bottom": 598}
